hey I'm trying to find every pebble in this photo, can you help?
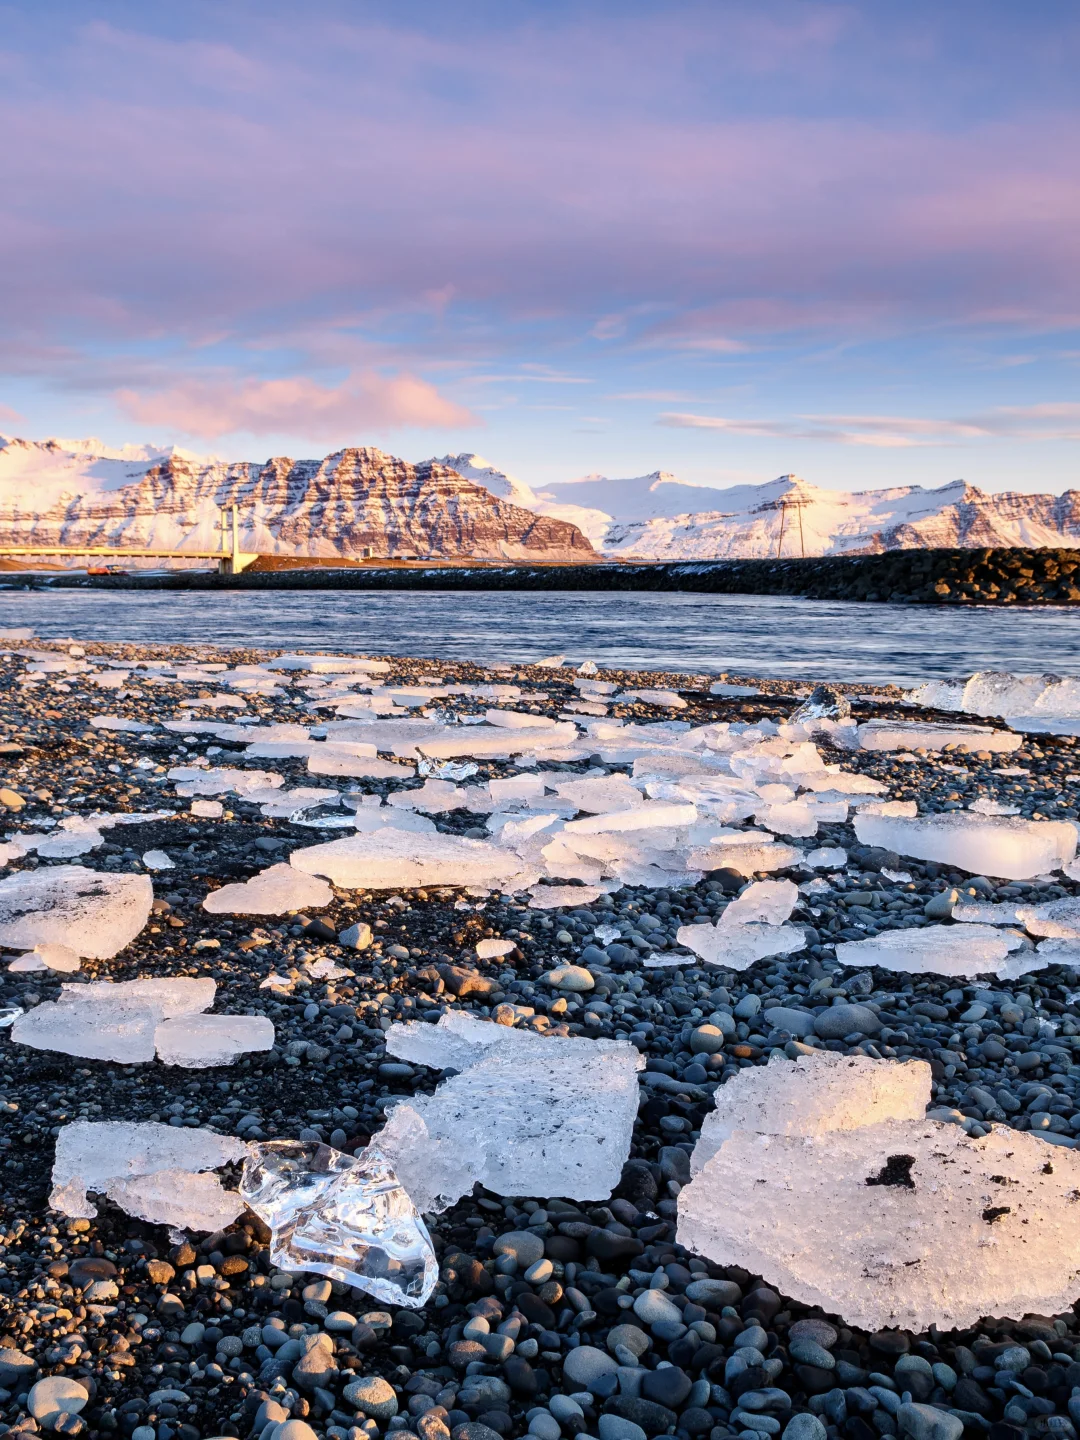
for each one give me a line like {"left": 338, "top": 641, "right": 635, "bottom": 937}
{"left": 27, "top": 1377, "right": 90, "bottom": 1427}
{"left": 344, "top": 1375, "right": 399, "bottom": 1418}
{"left": 813, "top": 1002, "right": 882, "bottom": 1038}
{"left": 562, "top": 1345, "right": 619, "bottom": 1388}
{"left": 493, "top": 1230, "right": 546, "bottom": 1267}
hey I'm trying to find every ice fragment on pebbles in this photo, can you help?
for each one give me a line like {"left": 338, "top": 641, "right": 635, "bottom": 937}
{"left": 203, "top": 863, "right": 333, "bottom": 915}
{"left": 806, "top": 846, "right": 847, "bottom": 869}
{"left": 10, "top": 944, "right": 81, "bottom": 973}
{"left": 854, "top": 809, "right": 1076, "bottom": 880}
{"left": 527, "top": 884, "right": 611, "bottom": 909}
{"left": 667, "top": 919, "right": 806, "bottom": 970}
{"left": 722, "top": 879, "right": 798, "bottom": 926}
{"left": 691, "top": 1051, "right": 932, "bottom": 1173}
{"left": 190, "top": 799, "right": 223, "bottom": 819}
{"left": 51, "top": 1120, "right": 248, "bottom": 1227}
{"left": 153, "top": 1013, "right": 275, "bottom": 1068}
{"left": 1017, "top": 895, "right": 1080, "bottom": 939}
{"left": 379, "top": 1014, "right": 643, "bottom": 1212}
{"left": 0, "top": 864, "right": 153, "bottom": 958}
{"left": 856, "top": 720, "right": 1021, "bottom": 753}
{"left": 240, "top": 1139, "right": 437, "bottom": 1308}
{"left": 687, "top": 840, "right": 802, "bottom": 877}
{"left": 73, "top": 977, "right": 217, "bottom": 1016}
{"left": 13, "top": 993, "right": 161, "bottom": 1062}
{"left": 678, "top": 1116, "right": 1080, "bottom": 1332}
{"left": 476, "top": 937, "right": 516, "bottom": 958}
{"left": 834, "top": 923, "right": 1037, "bottom": 979}
{"left": 289, "top": 828, "right": 535, "bottom": 890}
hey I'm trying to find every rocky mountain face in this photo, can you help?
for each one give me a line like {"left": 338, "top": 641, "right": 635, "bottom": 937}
{"left": 0, "top": 438, "right": 597, "bottom": 564}
{"left": 514, "top": 471, "right": 1080, "bottom": 559}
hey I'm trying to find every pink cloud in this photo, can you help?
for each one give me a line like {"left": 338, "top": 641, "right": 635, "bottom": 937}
{"left": 115, "top": 371, "right": 476, "bottom": 441}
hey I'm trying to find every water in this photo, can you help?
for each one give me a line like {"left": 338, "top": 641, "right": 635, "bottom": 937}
{"left": 0, "top": 588, "right": 1076, "bottom": 686}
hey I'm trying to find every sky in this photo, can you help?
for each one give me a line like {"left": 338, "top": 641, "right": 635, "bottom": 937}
{"left": 1, "top": 0, "right": 1080, "bottom": 495}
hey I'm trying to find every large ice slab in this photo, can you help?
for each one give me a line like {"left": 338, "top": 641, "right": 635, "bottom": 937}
{"left": 668, "top": 920, "right": 806, "bottom": 970}
{"left": 154, "top": 1014, "right": 276, "bottom": 1068}
{"left": 1017, "top": 896, "right": 1080, "bottom": 939}
{"left": 290, "top": 829, "right": 534, "bottom": 890}
{"left": 854, "top": 809, "right": 1076, "bottom": 880}
{"left": 65, "top": 977, "right": 215, "bottom": 1017}
{"left": 241, "top": 1139, "right": 437, "bottom": 1308}
{"left": 692, "top": 1051, "right": 932, "bottom": 1172}
{"left": 51, "top": 1120, "right": 248, "bottom": 1228}
{"left": 909, "top": 670, "right": 1080, "bottom": 720}
{"left": 857, "top": 720, "right": 1021, "bottom": 753}
{"left": 13, "top": 992, "right": 162, "bottom": 1063}
{"left": 203, "top": 864, "right": 333, "bottom": 915}
{"left": 679, "top": 1116, "right": 1080, "bottom": 1332}
{"left": 834, "top": 923, "right": 1041, "bottom": 979}
{"left": 0, "top": 865, "right": 153, "bottom": 958}
{"left": 380, "top": 1014, "right": 643, "bottom": 1212}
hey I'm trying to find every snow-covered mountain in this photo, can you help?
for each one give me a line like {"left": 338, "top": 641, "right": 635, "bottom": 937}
{"left": 523, "top": 471, "right": 1080, "bottom": 559}
{"left": 432, "top": 453, "right": 539, "bottom": 509}
{"left": 0, "top": 436, "right": 596, "bottom": 564}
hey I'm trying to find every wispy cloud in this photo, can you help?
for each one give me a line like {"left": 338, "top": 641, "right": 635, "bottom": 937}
{"left": 659, "top": 404, "right": 1080, "bottom": 446}
{"left": 115, "top": 370, "right": 476, "bottom": 441}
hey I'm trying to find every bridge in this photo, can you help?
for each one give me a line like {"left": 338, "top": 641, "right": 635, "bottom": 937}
{"left": 0, "top": 505, "right": 260, "bottom": 575}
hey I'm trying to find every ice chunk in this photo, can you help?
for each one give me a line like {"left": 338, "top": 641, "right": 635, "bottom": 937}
{"left": 13, "top": 994, "right": 162, "bottom": 1062}
{"left": 952, "top": 900, "right": 1022, "bottom": 924}
{"left": 240, "top": 1139, "right": 437, "bottom": 1307}
{"left": 1014, "top": 896, "right": 1080, "bottom": 939}
{"left": 553, "top": 776, "right": 647, "bottom": 814}
{"left": 387, "top": 779, "right": 468, "bottom": 813}
{"left": 790, "top": 684, "right": 850, "bottom": 721}
{"left": 721, "top": 879, "right": 797, "bottom": 926}
{"left": 91, "top": 715, "right": 155, "bottom": 733}
{"left": 618, "top": 689, "right": 687, "bottom": 709}
{"left": 755, "top": 800, "right": 818, "bottom": 838}
{"left": 290, "top": 829, "right": 535, "bottom": 890}
{"left": 857, "top": 720, "right": 1021, "bottom": 753}
{"left": 66, "top": 977, "right": 216, "bottom": 1017}
{"left": 107, "top": 1169, "right": 247, "bottom": 1232}
{"left": 528, "top": 884, "right": 611, "bottom": 909}
{"left": 154, "top": 1014, "right": 275, "bottom": 1068}
{"left": 169, "top": 766, "right": 284, "bottom": 797}
{"left": 678, "top": 1116, "right": 1080, "bottom": 1332}
{"left": 26, "top": 944, "right": 81, "bottom": 973}
{"left": 0, "top": 865, "right": 153, "bottom": 958}
{"left": 806, "top": 846, "right": 848, "bottom": 869}
{"left": 484, "top": 709, "right": 559, "bottom": 729}
{"left": 142, "top": 849, "right": 175, "bottom": 871}
{"left": 191, "top": 799, "right": 223, "bottom": 818}
{"left": 687, "top": 840, "right": 802, "bottom": 876}
{"left": 203, "top": 864, "right": 334, "bottom": 915}
{"left": 834, "top": 923, "right": 1030, "bottom": 978}
{"left": 665, "top": 921, "right": 806, "bottom": 970}
{"left": 380, "top": 1014, "right": 642, "bottom": 1211}
{"left": 51, "top": 1120, "right": 248, "bottom": 1224}
{"left": 563, "top": 802, "right": 697, "bottom": 834}
{"left": 307, "top": 745, "right": 413, "bottom": 779}
{"left": 418, "top": 722, "right": 577, "bottom": 759}
{"left": 691, "top": 1051, "right": 932, "bottom": 1172}
{"left": 266, "top": 654, "right": 391, "bottom": 673}
{"left": 710, "top": 682, "right": 760, "bottom": 698}
{"left": 854, "top": 809, "right": 1076, "bottom": 880}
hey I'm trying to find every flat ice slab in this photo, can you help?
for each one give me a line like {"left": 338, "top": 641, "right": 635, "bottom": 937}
{"left": 203, "top": 864, "right": 333, "bottom": 915}
{"left": 679, "top": 1116, "right": 1080, "bottom": 1332}
{"left": 671, "top": 920, "right": 806, "bottom": 970}
{"left": 290, "top": 829, "right": 534, "bottom": 890}
{"left": 854, "top": 809, "right": 1076, "bottom": 880}
{"left": 834, "top": 923, "right": 1043, "bottom": 980}
{"left": 0, "top": 865, "right": 153, "bottom": 959}
{"left": 51, "top": 1120, "right": 248, "bottom": 1229}
{"left": 380, "top": 1013, "right": 642, "bottom": 1213}
{"left": 857, "top": 720, "right": 1021, "bottom": 753}
{"left": 154, "top": 1014, "right": 275, "bottom": 1068}
{"left": 692, "top": 1051, "right": 932, "bottom": 1172}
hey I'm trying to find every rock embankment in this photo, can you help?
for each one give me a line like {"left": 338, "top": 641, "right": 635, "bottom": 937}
{"left": 26, "top": 546, "right": 1080, "bottom": 604}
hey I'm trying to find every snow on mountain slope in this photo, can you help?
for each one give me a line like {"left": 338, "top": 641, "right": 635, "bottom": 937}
{"left": 529, "top": 471, "right": 1080, "bottom": 559}
{"left": 0, "top": 437, "right": 596, "bottom": 563}
{"left": 432, "top": 453, "right": 538, "bottom": 508}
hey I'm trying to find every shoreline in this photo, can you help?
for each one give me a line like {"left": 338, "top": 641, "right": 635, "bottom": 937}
{"left": 2, "top": 640, "right": 1080, "bottom": 1440}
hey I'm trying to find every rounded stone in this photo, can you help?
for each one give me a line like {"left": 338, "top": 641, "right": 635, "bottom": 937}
{"left": 562, "top": 1344, "right": 619, "bottom": 1388}
{"left": 545, "top": 965, "right": 595, "bottom": 992}
{"left": 276, "top": 1423, "right": 320, "bottom": 1440}
{"left": 0, "top": 1349, "right": 35, "bottom": 1387}
{"left": 607, "top": 1324, "right": 651, "bottom": 1358}
{"left": 763, "top": 1007, "right": 815, "bottom": 1038}
{"left": 788, "top": 1320, "right": 838, "bottom": 1349}
{"left": 344, "top": 1376, "right": 399, "bottom": 1419}
{"left": 640, "top": 1367, "right": 692, "bottom": 1408}
{"left": 813, "top": 1003, "right": 881, "bottom": 1039}
{"left": 689, "top": 1025, "right": 725, "bottom": 1055}
{"left": 633, "top": 1290, "right": 682, "bottom": 1325}
{"left": 783, "top": 1417, "right": 827, "bottom": 1440}
{"left": 28, "top": 1378, "right": 90, "bottom": 1428}
{"left": 528, "top": 1416, "right": 561, "bottom": 1440}
{"left": 323, "top": 1310, "right": 358, "bottom": 1332}
{"left": 684, "top": 1277, "right": 742, "bottom": 1307}
{"left": 494, "top": 1231, "right": 546, "bottom": 1267}
{"left": 598, "top": 1417, "right": 648, "bottom": 1440}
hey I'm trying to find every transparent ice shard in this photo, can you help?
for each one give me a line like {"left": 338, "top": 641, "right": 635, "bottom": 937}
{"left": 381, "top": 1014, "right": 643, "bottom": 1212}
{"left": 854, "top": 809, "right": 1076, "bottom": 880}
{"left": 691, "top": 1051, "right": 932, "bottom": 1173}
{"left": 834, "top": 923, "right": 1032, "bottom": 979}
{"left": 668, "top": 920, "right": 806, "bottom": 970}
{"left": 154, "top": 1013, "right": 275, "bottom": 1068}
{"left": 0, "top": 1005, "right": 24, "bottom": 1028}
{"left": 13, "top": 994, "right": 163, "bottom": 1063}
{"left": 107, "top": 1168, "right": 246, "bottom": 1232}
{"left": 203, "top": 864, "right": 334, "bottom": 916}
{"left": 687, "top": 840, "right": 802, "bottom": 877}
{"left": 1017, "top": 896, "right": 1080, "bottom": 939}
{"left": 857, "top": 720, "right": 1021, "bottom": 753}
{"left": 678, "top": 1117, "right": 1080, "bottom": 1333}
{"left": 721, "top": 879, "right": 798, "bottom": 927}
{"left": 51, "top": 1120, "right": 248, "bottom": 1224}
{"left": 0, "top": 865, "right": 153, "bottom": 959}
{"left": 66, "top": 977, "right": 216, "bottom": 1017}
{"left": 240, "top": 1139, "right": 437, "bottom": 1308}
{"left": 289, "top": 828, "right": 536, "bottom": 890}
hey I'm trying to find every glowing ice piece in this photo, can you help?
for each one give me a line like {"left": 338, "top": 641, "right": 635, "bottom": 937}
{"left": 691, "top": 1051, "right": 932, "bottom": 1172}
{"left": 154, "top": 1014, "right": 275, "bottom": 1068}
{"left": 687, "top": 840, "right": 802, "bottom": 877}
{"left": 1017, "top": 896, "right": 1080, "bottom": 939}
{"left": 854, "top": 809, "right": 1076, "bottom": 880}
{"left": 834, "top": 923, "right": 1035, "bottom": 979}
{"left": 678, "top": 1117, "right": 1080, "bottom": 1332}
{"left": 721, "top": 879, "right": 798, "bottom": 926}
{"left": 667, "top": 921, "right": 806, "bottom": 970}
{"left": 289, "top": 829, "right": 535, "bottom": 890}
{"left": 51, "top": 1120, "right": 248, "bottom": 1225}
{"left": 203, "top": 864, "right": 333, "bottom": 915}
{"left": 553, "top": 776, "right": 647, "bottom": 814}
{"left": 380, "top": 1014, "right": 643, "bottom": 1212}
{"left": 857, "top": 720, "right": 1021, "bottom": 753}
{"left": 0, "top": 865, "right": 153, "bottom": 958}
{"left": 67, "top": 977, "right": 216, "bottom": 1017}
{"left": 240, "top": 1139, "right": 437, "bottom": 1308}
{"left": 13, "top": 994, "right": 162, "bottom": 1063}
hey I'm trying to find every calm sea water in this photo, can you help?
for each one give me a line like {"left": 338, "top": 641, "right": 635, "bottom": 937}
{"left": 0, "top": 588, "right": 1075, "bottom": 687}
